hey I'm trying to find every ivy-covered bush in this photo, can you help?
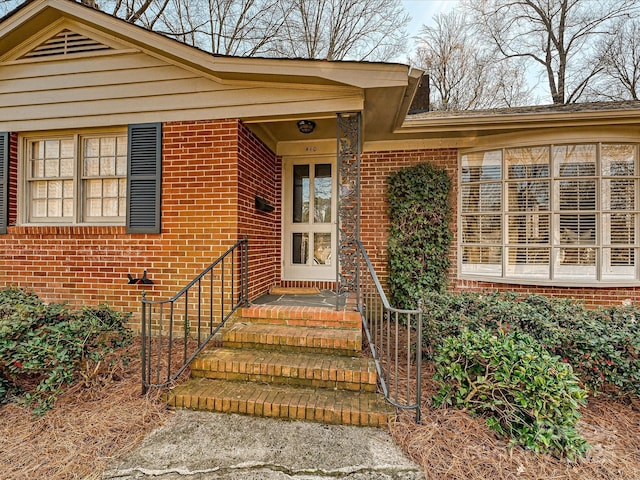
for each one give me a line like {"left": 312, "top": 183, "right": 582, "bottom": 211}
{"left": 0, "top": 287, "right": 131, "bottom": 414}
{"left": 387, "top": 162, "right": 452, "bottom": 309}
{"left": 433, "top": 328, "right": 588, "bottom": 459}
{"left": 422, "top": 291, "right": 640, "bottom": 396}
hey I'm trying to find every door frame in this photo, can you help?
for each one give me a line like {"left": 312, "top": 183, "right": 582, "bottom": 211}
{"left": 281, "top": 155, "right": 337, "bottom": 281}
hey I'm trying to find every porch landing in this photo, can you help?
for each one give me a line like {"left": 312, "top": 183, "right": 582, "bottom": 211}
{"left": 250, "top": 289, "right": 347, "bottom": 309}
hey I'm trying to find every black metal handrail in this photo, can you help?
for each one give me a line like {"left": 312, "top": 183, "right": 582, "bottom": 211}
{"left": 141, "top": 237, "right": 249, "bottom": 393}
{"left": 355, "top": 239, "right": 423, "bottom": 422}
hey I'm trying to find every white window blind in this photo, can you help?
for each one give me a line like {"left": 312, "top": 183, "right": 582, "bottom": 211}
{"left": 460, "top": 143, "right": 639, "bottom": 283}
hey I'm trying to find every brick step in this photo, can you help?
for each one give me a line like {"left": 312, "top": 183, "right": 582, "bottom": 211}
{"left": 222, "top": 323, "right": 361, "bottom": 356}
{"left": 164, "top": 378, "right": 395, "bottom": 427}
{"left": 191, "top": 347, "right": 377, "bottom": 392}
{"left": 237, "top": 305, "right": 361, "bottom": 329}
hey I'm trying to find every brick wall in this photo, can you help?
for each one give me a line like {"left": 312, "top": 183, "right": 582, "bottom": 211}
{"left": 0, "top": 119, "right": 281, "bottom": 328}
{"left": 361, "top": 148, "right": 640, "bottom": 308}
{"left": 237, "top": 122, "right": 281, "bottom": 297}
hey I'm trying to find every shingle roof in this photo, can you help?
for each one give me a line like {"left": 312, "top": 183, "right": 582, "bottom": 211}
{"left": 406, "top": 100, "right": 640, "bottom": 120}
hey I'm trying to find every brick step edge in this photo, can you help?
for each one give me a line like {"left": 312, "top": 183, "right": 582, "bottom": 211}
{"left": 222, "top": 323, "right": 362, "bottom": 356}
{"left": 238, "top": 305, "right": 362, "bottom": 330}
{"left": 164, "top": 378, "right": 395, "bottom": 428}
{"left": 191, "top": 348, "right": 377, "bottom": 392}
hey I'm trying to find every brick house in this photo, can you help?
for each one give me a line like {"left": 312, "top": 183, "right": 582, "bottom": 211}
{"left": 1, "top": 0, "right": 639, "bottom": 328}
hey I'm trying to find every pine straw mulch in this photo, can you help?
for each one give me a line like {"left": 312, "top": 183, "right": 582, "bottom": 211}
{"left": 388, "top": 362, "right": 640, "bottom": 480}
{"left": 0, "top": 337, "right": 172, "bottom": 480}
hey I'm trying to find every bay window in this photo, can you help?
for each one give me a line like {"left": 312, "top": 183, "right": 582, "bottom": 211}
{"left": 460, "top": 143, "right": 639, "bottom": 284}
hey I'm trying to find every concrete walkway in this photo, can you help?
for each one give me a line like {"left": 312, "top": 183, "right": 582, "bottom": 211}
{"left": 102, "top": 410, "right": 424, "bottom": 480}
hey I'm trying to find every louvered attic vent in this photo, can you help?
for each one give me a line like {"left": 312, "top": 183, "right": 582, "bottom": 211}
{"left": 21, "top": 29, "right": 111, "bottom": 59}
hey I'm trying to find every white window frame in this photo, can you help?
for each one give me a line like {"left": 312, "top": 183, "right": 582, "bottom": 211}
{"left": 20, "top": 130, "right": 128, "bottom": 226}
{"left": 459, "top": 142, "right": 640, "bottom": 286}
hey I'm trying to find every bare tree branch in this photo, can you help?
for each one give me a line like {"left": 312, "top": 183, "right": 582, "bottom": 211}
{"left": 464, "top": 0, "right": 638, "bottom": 104}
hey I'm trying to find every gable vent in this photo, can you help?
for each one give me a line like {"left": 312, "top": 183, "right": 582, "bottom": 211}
{"left": 21, "top": 29, "right": 111, "bottom": 59}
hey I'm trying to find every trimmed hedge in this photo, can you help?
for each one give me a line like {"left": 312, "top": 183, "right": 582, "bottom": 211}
{"left": 422, "top": 291, "right": 640, "bottom": 397}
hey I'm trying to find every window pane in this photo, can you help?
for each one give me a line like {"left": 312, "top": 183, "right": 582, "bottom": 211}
{"left": 104, "top": 179, "right": 119, "bottom": 197}
{"left": 117, "top": 136, "right": 127, "bottom": 156}
{"left": 100, "top": 137, "right": 115, "bottom": 156}
{"left": 554, "top": 145, "right": 596, "bottom": 177}
{"left": 506, "top": 247, "right": 549, "bottom": 278}
{"left": 32, "top": 199, "right": 47, "bottom": 218}
{"left": 292, "top": 233, "right": 309, "bottom": 264}
{"left": 461, "top": 183, "right": 502, "bottom": 213}
{"left": 85, "top": 157, "right": 99, "bottom": 176}
{"left": 60, "top": 158, "right": 74, "bottom": 177}
{"left": 507, "top": 214, "right": 549, "bottom": 244}
{"left": 116, "top": 157, "right": 127, "bottom": 176}
{"left": 44, "top": 159, "right": 59, "bottom": 178}
{"left": 605, "top": 213, "right": 635, "bottom": 244}
{"left": 32, "top": 181, "right": 48, "bottom": 199}
{"left": 293, "top": 165, "right": 310, "bottom": 223}
{"left": 81, "top": 135, "right": 127, "bottom": 221}
{"left": 85, "top": 138, "right": 100, "bottom": 157}
{"left": 314, "top": 164, "right": 332, "bottom": 223}
{"left": 87, "top": 198, "right": 102, "bottom": 217}
{"left": 602, "top": 248, "right": 636, "bottom": 281}
{"left": 31, "top": 141, "right": 44, "bottom": 160}
{"left": 45, "top": 140, "right": 60, "bottom": 159}
{"left": 63, "top": 199, "right": 74, "bottom": 217}
{"left": 314, "top": 233, "right": 331, "bottom": 265}
{"left": 101, "top": 157, "right": 116, "bottom": 176}
{"left": 557, "top": 179, "right": 596, "bottom": 210}
{"left": 507, "top": 180, "right": 549, "bottom": 211}
{"left": 559, "top": 215, "right": 596, "bottom": 244}
{"left": 103, "top": 198, "right": 118, "bottom": 217}
{"left": 602, "top": 144, "right": 635, "bottom": 176}
{"left": 506, "top": 147, "right": 549, "bottom": 179}
{"left": 47, "top": 199, "right": 62, "bottom": 217}
{"left": 461, "top": 215, "right": 501, "bottom": 244}
{"left": 602, "top": 179, "right": 635, "bottom": 211}
{"left": 86, "top": 179, "right": 102, "bottom": 197}
{"left": 461, "top": 151, "right": 501, "bottom": 183}
{"left": 31, "top": 159, "right": 44, "bottom": 178}
{"left": 461, "top": 246, "right": 502, "bottom": 276}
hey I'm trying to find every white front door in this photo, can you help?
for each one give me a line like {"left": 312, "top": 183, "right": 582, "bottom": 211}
{"left": 282, "top": 157, "right": 337, "bottom": 281}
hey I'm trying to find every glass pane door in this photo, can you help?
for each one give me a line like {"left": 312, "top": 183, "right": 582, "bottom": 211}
{"left": 284, "top": 159, "right": 336, "bottom": 280}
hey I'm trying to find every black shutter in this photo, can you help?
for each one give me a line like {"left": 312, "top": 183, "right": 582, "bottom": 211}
{"left": 0, "top": 133, "right": 8, "bottom": 235}
{"left": 126, "top": 123, "right": 162, "bottom": 234}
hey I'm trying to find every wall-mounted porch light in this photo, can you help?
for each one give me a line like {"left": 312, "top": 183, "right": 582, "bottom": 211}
{"left": 296, "top": 120, "right": 316, "bottom": 134}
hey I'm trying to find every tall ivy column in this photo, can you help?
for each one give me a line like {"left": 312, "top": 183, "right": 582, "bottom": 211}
{"left": 336, "top": 112, "right": 361, "bottom": 295}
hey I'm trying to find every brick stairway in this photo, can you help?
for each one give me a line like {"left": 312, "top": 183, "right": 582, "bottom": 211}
{"left": 163, "top": 304, "right": 395, "bottom": 427}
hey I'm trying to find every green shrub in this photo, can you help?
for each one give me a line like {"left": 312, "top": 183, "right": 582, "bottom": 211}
{"left": 422, "top": 291, "right": 640, "bottom": 396}
{"left": 387, "top": 162, "right": 452, "bottom": 309}
{"left": 433, "top": 328, "right": 588, "bottom": 459}
{"left": 0, "top": 287, "right": 132, "bottom": 414}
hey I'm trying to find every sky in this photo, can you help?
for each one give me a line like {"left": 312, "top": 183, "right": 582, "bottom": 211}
{"left": 403, "top": 0, "right": 459, "bottom": 35}
{"left": 400, "top": 0, "right": 459, "bottom": 61}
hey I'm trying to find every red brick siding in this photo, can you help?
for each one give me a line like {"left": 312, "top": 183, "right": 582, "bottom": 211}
{"left": 0, "top": 119, "right": 282, "bottom": 328}
{"left": 237, "top": 122, "right": 281, "bottom": 297}
{"left": 361, "top": 148, "right": 639, "bottom": 308}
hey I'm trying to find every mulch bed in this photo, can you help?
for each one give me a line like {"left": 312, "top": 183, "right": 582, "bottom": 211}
{"left": 0, "top": 338, "right": 171, "bottom": 480}
{"left": 389, "top": 363, "right": 640, "bottom": 480}
{"left": 1, "top": 337, "right": 639, "bottom": 479}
